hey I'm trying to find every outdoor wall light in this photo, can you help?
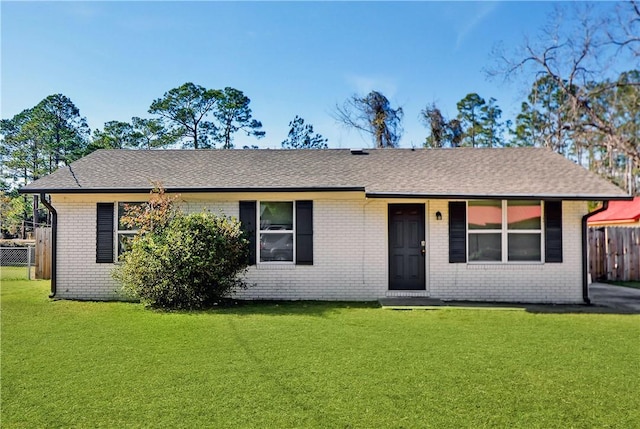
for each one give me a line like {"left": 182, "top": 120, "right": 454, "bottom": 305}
{"left": 435, "top": 211, "right": 442, "bottom": 220}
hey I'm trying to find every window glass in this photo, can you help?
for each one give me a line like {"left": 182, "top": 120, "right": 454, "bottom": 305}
{"left": 469, "top": 233, "right": 502, "bottom": 261}
{"left": 259, "top": 202, "right": 294, "bottom": 263}
{"left": 467, "top": 200, "right": 543, "bottom": 264}
{"left": 117, "top": 202, "right": 144, "bottom": 257}
{"left": 508, "top": 233, "right": 541, "bottom": 261}
{"left": 260, "top": 233, "right": 293, "bottom": 262}
{"left": 118, "top": 233, "right": 137, "bottom": 256}
{"left": 468, "top": 200, "right": 502, "bottom": 230}
{"left": 507, "top": 201, "right": 541, "bottom": 230}
{"left": 118, "top": 202, "right": 145, "bottom": 230}
{"left": 260, "top": 202, "right": 293, "bottom": 230}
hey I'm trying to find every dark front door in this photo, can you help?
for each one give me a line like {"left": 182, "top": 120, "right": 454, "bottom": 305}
{"left": 388, "top": 204, "right": 426, "bottom": 290}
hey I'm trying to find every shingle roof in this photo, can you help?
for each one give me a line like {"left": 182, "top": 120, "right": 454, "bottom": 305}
{"left": 20, "top": 148, "right": 629, "bottom": 200}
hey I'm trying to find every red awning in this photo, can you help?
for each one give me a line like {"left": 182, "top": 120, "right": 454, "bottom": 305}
{"left": 588, "top": 197, "right": 640, "bottom": 222}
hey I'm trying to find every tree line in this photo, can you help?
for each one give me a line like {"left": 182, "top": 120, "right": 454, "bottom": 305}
{"left": 337, "top": 2, "right": 638, "bottom": 196}
{"left": 1, "top": 2, "right": 638, "bottom": 236}
{"left": 0, "top": 83, "right": 329, "bottom": 236}
{"left": 1, "top": 83, "right": 332, "bottom": 186}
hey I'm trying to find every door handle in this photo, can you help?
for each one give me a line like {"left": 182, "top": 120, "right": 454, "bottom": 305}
{"left": 421, "top": 240, "right": 426, "bottom": 256}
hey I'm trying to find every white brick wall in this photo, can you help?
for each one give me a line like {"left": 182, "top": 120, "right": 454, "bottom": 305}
{"left": 234, "top": 198, "right": 389, "bottom": 300}
{"left": 427, "top": 200, "right": 585, "bottom": 303}
{"left": 56, "top": 199, "right": 121, "bottom": 300}
{"left": 51, "top": 193, "right": 586, "bottom": 303}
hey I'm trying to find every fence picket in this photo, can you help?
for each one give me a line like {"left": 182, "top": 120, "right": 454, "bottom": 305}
{"left": 35, "top": 228, "right": 51, "bottom": 280}
{"left": 589, "top": 227, "right": 640, "bottom": 281}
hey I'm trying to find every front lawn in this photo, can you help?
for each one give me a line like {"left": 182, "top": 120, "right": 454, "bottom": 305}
{"left": 0, "top": 266, "right": 33, "bottom": 281}
{"left": 2, "top": 281, "right": 639, "bottom": 428}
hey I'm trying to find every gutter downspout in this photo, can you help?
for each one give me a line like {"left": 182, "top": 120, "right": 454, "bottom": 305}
{"left": 581, "top": 201, "right": 609, "bottom": 305}
{"left": 39, "top": 193, "right": 57, "bottom": 298}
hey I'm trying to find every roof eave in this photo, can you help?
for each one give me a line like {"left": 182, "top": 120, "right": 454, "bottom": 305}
{"left": 364, "top": 192, "right": 633, "bottom": 201}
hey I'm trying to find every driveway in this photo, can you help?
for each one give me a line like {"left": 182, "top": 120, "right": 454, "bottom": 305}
{"left": 380, "top": 283, "right": 640, "bottom": 314}
{"left": 589, "top": 282, "right": 640, "bottom": 313}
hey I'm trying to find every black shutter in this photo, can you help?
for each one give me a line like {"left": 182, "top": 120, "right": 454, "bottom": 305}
{"left": 96, "top": 203, "right": 114, "bottom": 263}
{"left": 239, "top": 201, "right": 257, "bottom": 265}
{"left": 449, "top": 201, "right": 467, "bottom": 263}
{"left": 296, "top": 201, "right": 313, "bottom": 265}
{"left": 545, "top": 201, "right": 563, "bottom": 263}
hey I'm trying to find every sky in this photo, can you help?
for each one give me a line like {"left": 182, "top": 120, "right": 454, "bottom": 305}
{"left": 0, "top": 1, "right": 628, "bottom": 149}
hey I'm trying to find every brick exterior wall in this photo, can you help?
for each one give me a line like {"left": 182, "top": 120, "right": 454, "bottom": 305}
{"left": 51, "top": 193, "right": 586, "bottom": 303}
{"left": 55, "top": 198, "right": 120, "bottom": 300}
{"left": 427, "top": 200, "right": 585, "bottom": 303}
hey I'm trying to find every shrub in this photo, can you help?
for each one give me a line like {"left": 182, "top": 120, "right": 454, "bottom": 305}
{"left": 113, "top": 188, "right": 250, "bottom": 309}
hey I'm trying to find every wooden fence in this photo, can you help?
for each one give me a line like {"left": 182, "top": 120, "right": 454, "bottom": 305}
{"left": 589, "top": 227, "right": 640, "bottom": 282}
{"left": 35, "top": 227, "right": 51, "bottom": 280}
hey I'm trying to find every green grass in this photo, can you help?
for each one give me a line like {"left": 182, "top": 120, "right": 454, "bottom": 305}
{"left": 606, "top": 280, "right": 640, "bottom": 290}
{"left": 0, "top": 266, "right": 33, "bottom": 280}
{"left": 2, "top": 281, "right": 639, "bottom": 428}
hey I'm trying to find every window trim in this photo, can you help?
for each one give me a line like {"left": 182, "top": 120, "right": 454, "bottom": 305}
{"left": 257, "top": 201, "right": 296, "bottom": 265}
{"left": 467, "top": 200, "right": 545, "bottom": 264}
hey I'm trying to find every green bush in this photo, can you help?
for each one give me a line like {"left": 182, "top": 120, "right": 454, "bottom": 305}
{"left": 113, "top": 190, "right": 250, "bottom": 309}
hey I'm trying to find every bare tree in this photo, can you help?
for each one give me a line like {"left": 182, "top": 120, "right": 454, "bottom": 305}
{"left": 420, "top": 103, "right": 467, "bottom": 148}
{"left": 334, "top": 91, "right": 403, "bottom": 148}
{"left": 607, "top": 0, "right": 640, "bottom": 57}
{"left": 490, "top": 2, "right": 640, "bottom": 193}
{"left": 421, "top": 104, "right": 447, "bottom": 148}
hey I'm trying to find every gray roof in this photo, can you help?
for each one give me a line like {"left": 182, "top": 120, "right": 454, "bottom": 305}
{"left": 20, "top": 148, "right": 629, "bottom": 200}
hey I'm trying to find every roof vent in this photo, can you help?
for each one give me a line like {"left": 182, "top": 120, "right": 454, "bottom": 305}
{"left": 350, "top": 148, "right": 368, "bottom": 155}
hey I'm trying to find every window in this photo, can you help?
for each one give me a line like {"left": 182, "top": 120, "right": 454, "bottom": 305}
{"left": 468, "top": 200, "right": 502, "bottom": 261}
{"left": 97, "top": 202, "right": 147, "bottom": 263}
{"left": 467, "top": 200, "right": 542, "bottom": 263}
{"left": 239, "top": 200, "right": 313, "bottom": 266}
{"left": 259, "top": 202, "right": 294, "bottom": 262}
{"left": 507, "top": 200, "right": 542, "bottom": 262}
{"left": 117, "top": 202, "right": 144, "bottom": 257}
